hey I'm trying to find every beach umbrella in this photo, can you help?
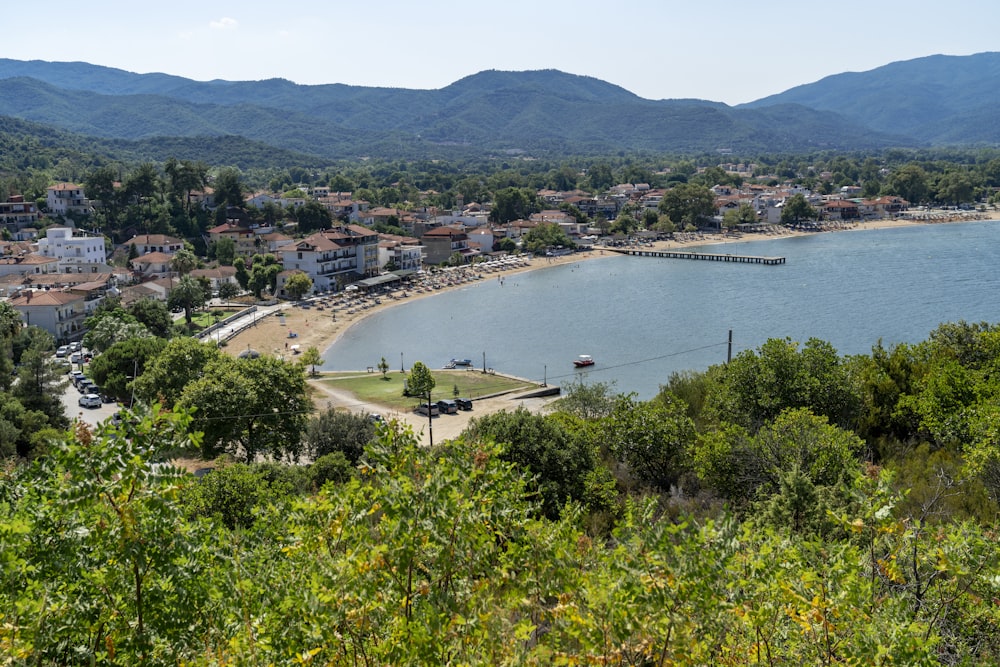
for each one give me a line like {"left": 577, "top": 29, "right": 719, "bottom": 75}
{"left": 239, "top": 348, "right": 261, "bottom": 359}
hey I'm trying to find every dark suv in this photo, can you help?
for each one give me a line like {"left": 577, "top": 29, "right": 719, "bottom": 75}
{"left": 436, "top": 399, "right": 458, "bottom": 414}
{"left": 455, "top": 397, "right": 473, "bottom": 411}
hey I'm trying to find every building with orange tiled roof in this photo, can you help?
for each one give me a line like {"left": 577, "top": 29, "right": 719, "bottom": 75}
{"left": 46, "top": 183, "right": 92, "bottom": 218}
{"left": 8, "top": 289, "right": 87, "bottom": 342}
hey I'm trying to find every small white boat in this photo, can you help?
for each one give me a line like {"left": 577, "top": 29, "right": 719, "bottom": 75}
{"left": 574, "top": 354, "right": 595, "bottom": 368}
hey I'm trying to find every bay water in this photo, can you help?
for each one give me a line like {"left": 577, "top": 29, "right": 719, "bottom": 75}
{"left": 322, "top": 220, "right": 1000, "bottom": 399}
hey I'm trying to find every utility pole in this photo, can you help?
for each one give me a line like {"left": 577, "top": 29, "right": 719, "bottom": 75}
{"left": 727, "top": 329, "right": 733, "bottom": 364}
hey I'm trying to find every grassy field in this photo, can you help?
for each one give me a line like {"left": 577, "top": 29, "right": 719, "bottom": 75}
{"left": 318, "top": 370, "right": 536, "bottom": 411}
{"left": 185, "top": 308, "right": 241, "bottom": 329}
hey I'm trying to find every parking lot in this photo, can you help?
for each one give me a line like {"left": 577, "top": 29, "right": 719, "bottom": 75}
{"left": 56, "top": 353, "right": 120, "bottom": 428}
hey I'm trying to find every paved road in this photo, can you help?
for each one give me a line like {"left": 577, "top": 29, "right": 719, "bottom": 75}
{"left": 57, "top": 363, "right": 120, "bottom": 428}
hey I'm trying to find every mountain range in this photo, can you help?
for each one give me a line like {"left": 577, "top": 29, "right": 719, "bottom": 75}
{"left": 1, "top": 52, "right": 999, "bottom": 164}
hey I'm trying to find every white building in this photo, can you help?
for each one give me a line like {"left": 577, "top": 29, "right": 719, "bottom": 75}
{"left": 36, "top": 227, "right": 108, "bottom": 273}
{"left": 46, "top": 183, "right": 92, "bottom": 218}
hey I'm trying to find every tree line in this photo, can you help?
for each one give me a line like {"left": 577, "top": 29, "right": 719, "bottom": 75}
{"left": 4, "top": 312, "right": 1000, "bottom": 662}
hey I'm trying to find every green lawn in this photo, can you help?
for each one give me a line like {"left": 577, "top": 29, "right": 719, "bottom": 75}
{"left": 189, "top": 309, "right": 239, "bottom": 329}
{"left": 319, "top": 370, "right": 536, "bottom": 411}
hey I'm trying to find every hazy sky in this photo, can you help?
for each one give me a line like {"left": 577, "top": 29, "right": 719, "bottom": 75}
{"left": 6, "top": 0, "right": 998, "bottom": 105}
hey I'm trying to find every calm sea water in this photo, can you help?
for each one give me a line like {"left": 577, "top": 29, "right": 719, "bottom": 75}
{"left": 322, "top": 221, "right": 1000, "bottom": 399}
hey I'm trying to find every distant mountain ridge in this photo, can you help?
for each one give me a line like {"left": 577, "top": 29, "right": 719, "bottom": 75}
{"left": 0, "top": 54, "right": 996, "bottom": 161}
{"left": 741, "top": 52, "right": 1000, "bottom": 144}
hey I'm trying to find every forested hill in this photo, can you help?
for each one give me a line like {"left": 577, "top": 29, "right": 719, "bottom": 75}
{"left": 0, "top": 59, "right": 917, "bottom": 159}
{"left": 741, "top": 52, "right": 1000, "bottom": 144}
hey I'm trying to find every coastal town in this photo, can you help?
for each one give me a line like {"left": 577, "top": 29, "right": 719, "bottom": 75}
{"left": 0, "top": 165, "right": 991, "bottom": 443}
{"left": 8, "top": 35, "right": 1000, "bottom": 663}
{"left": 2, "top": 171, "right": 988, "bottom": 350}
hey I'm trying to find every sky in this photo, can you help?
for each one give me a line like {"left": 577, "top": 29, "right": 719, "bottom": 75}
{"left": 5, "top": 0, "right": 999, "bottom": 105}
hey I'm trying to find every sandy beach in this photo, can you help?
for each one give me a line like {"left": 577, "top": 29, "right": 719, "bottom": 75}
{"left": 226, "top": 210, "right": 994, "bottom": 444}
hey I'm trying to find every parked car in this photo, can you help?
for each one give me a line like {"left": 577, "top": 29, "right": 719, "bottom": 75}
{"left": 68, "top": 341, "right": 82, "bottom": 353}
{"left": 367, "top": 413, "right": 385, "bottom": 424}
{"left": 69, "top": 352, "right": 83, "bottom": 364}
{"left": 436, "top": 399, "right": 458, "bottom": 414}
{"left": 55, "top": 345, "right": 69, "bottom": 358}
{"left": 455, "top": 397, "right": 473, "bottom": 411}
{"left": 78, "top": 393, "right": 102, "bottom": 409}
{"left": 415, "top": 402, "right": 440, "bottom": 417}
{"left": 69, "top": 370, "right": 86, "bottom": 387}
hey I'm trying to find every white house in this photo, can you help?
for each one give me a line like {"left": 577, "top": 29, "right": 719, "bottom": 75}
{"left": 46, "top": 183, "right": 92, "bottom": 218}
{"left": 279, "top": 226, "right": 380, "bottom": 292}
{"left": 8, "top": 289, "right": 87, "bottom": 342}
{"left": 36, "top": 227, "right": 108, "bottom": 273}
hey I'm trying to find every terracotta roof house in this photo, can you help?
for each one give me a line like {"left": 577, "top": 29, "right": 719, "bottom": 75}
{"left": 8, "top": 289, "right": 87, "bottom": 342}
{"left": 821, "top": 199, "right": 861, "bottom": 221}
{"left": 0, "top": 195, "right": 40, "bottom": 233}
{"left": 421, "top": 225, "right": 477, "bottom": 265}
{"left": 258, "top": 232, "right": 295, "bottom": 253}
{"left": 377, "top": 234, "right": 424, "bottom": 272}
{"left": 278, "top": 225, "right": 379, "bottom": 292}
{"left": 46, "top": 183, "right": 92, "bottom": 218}
{"left": 122, "top": 234, "right": 184, "bottom": 255}
{"left": 208, "top": 221, "right": 256, "bottom": 256}
{"left": 191, "top": 266, "right": 238, "bottom": 293}
{"left": 0, "top": 253, "right": 60, "bottom": 279}
{"left": 132, "top": 252, "right": 174, "bottom": 278}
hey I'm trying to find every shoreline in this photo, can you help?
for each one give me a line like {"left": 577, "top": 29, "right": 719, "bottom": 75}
{"left": 226, "top": 212, "right": 996, "bottom": 368}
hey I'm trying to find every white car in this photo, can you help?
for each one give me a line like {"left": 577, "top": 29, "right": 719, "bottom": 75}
{"left": 78, "top": 393, "right": 102, "bottom": 409}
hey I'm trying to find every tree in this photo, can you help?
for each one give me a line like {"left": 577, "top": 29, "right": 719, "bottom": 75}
{"left": 180, "top": 462, "right": 294, "bottom": 530}
{"left": 780, "top": 193, "right": 817, "bottom": 225}
{"left": 378, "top": 356, "right": 390, "bottom": 379}
{"left": 658, "top": 183, "right": 716, "bottom": 228}
{"left": 693, "top": 407, "right": 863, "bottom": 506}
{"left": 703, "top": 337, "right": 863, "bottom": 433}
{"left": 88, "top": 337, "right": 167, "bottom": 405}
{"left": 128, "top": 297, "right": 173, "bottom": 338}
{"left": 489, "top": 187, "right": 537, "bottom": 224}
{"left": 553, "top": 377, "right": 619, "bottom": 420}
{"left": 602, "top": 394, "right": 696, "bottom": 492}
{"left": 0, "top": 301, "right": 21, "bottom": 390}
{"left": 212, "top": 167, "right": 245, "bottom": 212}
{"left": 407, "top": 361, "right": 435, "bottom": 399}
{"left": 298, "top": 346, "right": 322, "bottom": 376}
{"left": 522, "top": 222, "right": 575, "bottom": 255}
{"left": 168, "top": 275, "right": 208, "bottom": 325}
{"left": 586, "top": 162, "right": 614, "bottom": 192}
{"left": 170, "top": 248, "right": 198, "bottom": 276}
{"left": 178, "top": 355, "right": 311, "bottom": 462}
{"left": 233, "top": 256, "right": 250, "bottom": 290}
{"left": 463, "top": 406, "right": 596, "bottom": 518}
{"left": 295, "top": 199, "right": 331, "bottom": 233}
{"left": 12, "top": 332, "right": 67, "bottom": 426}
{"left": 887, "top": 164, "right": 929, "bottom": 205}
{"left": 212, "top": 236, "right": 237, "bottom": 265}
{"left": 248, "top": 255, "right": 280, "bottom": 299}
{"left": 284, "top": 272, "right": 313, "bottom": 301}
{"left": 132, "top": 337, "right": 223, "bottom": 408}
{"left": 217, "top": 280, "right": 241, "bottom": 303}
{"left": 303, "top": 407, "right": 375, "bottom": 463}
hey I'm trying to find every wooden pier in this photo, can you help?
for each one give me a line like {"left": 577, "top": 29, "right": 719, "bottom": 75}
{"left": 607, "top": 247, "right": 785, "bottom": 265}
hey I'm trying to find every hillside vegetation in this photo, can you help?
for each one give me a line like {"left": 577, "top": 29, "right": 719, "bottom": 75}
{"left": 4, "top": 319, "right": 1000, "bottom": 664}
{"left": 0, "top": 58, "right": 932, "bottom": 159}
